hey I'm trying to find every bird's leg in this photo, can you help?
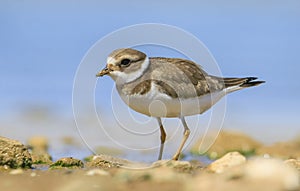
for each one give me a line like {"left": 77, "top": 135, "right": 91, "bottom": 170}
{"left": 172, "top": 117, "right": 190, "bottom": 160}
{"left": 157, "top": 117, "right": 166, "bottom": 160}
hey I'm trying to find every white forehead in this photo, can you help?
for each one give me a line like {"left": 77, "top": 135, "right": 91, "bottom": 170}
{"left": 107, "top": 56, "right": 116, "bottom": 64}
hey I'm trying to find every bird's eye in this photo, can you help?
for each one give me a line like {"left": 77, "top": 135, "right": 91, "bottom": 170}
{"left": 120, "top": 59, "right": 131, "bottom": 66}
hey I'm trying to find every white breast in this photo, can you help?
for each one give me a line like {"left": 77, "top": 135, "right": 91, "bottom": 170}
{"left": 118, "top": 83, "right": 226, "bottom": 118}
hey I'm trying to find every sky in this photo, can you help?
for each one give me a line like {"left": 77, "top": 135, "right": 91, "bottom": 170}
{"left": 0, "top": 1, "right": 300, "bottom": 156}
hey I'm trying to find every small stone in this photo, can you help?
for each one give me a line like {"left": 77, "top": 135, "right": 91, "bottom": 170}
{"left": 9, "top": 169, "right": 24, "bottom": 175}
{"left": 86, "top": 169, "right": 110, "bottom": 176}
{"left": 30, "top": 172, "right": 37, "bottom": 177}
{"left": 86, "top": 154, "right": 146, "bottom": 169}
{"left": 86, "top": 155, "right": 123, "bottom": 169}
{"left": 31, "top": 152, "right": 52, "bottom": 164}
{"left": 284, "top": 159, "right": 300, "bottom": 171}
{"left": 244, "top": 158, "right": 299, "bottom": 191}
{"left": 0, "top": 136, "right": 32, "bottom": 168}
{"left": 50, "top": 157, "right": 84, "bottom": 169}
{"left": 207, "top": 152, "right": 246, "bottom": 173}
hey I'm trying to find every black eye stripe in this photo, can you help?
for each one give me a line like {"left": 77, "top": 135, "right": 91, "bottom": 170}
{"left": 120, "top": 59, "right": 131, "bottom": 66}
{"left": 120, "top": 58, "right": 144, "bottom": 67}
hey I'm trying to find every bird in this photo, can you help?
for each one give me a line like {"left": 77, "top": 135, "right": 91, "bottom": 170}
{"left": 96, "top": 48, "right": 264, "bottom": 160}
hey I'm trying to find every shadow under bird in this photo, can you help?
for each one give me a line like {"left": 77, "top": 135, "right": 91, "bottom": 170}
{"left": 96, "top": 48, "right": 265, "bottom": 160}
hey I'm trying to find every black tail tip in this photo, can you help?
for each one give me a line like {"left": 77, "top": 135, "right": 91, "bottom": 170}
{"left": 242, "top": 77, "right": 265, "bottom": 87}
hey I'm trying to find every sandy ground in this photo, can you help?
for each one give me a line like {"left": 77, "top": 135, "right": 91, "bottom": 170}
{"left": 0, "top": 131, "right": 299, "bottom": 191}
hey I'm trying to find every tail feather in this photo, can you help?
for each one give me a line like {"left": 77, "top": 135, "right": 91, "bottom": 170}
{"left": 224, "top": 77, "right": 265, "bottom": 88}
{"left": 240, "top": 79, "right": 265, "bottom": 88}
{"left": 220, "top": 77, "right": 265, "bottom": 93}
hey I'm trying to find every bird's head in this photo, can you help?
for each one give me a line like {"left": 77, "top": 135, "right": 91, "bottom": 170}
{"left": 96, "top": 48, "right": 149, "bottom": 83}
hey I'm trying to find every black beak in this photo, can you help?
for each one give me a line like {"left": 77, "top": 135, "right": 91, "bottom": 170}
{"left": 96, "top": 66, "right": 111, "bottom": 77}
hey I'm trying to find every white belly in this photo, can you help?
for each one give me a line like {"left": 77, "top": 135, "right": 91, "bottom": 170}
{"left": 118, "top": 86, "right": 226, "bottom": 118}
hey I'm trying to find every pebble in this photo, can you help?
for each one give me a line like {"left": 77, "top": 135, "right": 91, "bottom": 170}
{"left": 86, "top": 154, "right": 148, "bottom": 169}
{"left": 207, "top": 152, "right": 246, "bottom": 173}
{"left": 244, "top": 158, "right": 299, "bottom": 191}
{"left": 284, "top": 159, "right": 300, "bottom": 171}
{"left": 30, "top": 172, "right": 37, "bottom": 177}
{"left": 9, "top": 169, "right": 24, "bottom": 175}
{"left": 50, "top": 157, "right": 84, "bottom": 169}
{"left": 86, "top": 169, "right": 110, "bottom": 176}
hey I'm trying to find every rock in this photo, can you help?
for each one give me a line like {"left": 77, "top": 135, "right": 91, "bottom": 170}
{"left": 50, "top": 157, "right": 84, "bottom": 169}
{"left": 86, "top": 155, "right": 127, "bottom": 169}
{"left": 284, "top": 159, "right": 300, "bottom": 171}
{"left": 191, "top": 131, "right": 261, "bottom": 159}
{"left": 0, "top": 165, "right": 9, "bottom": 171}
{"left": 0, "top": 136, "right": 32, "bottom": 168}
{"left": 207, "top": 152, "right": 246, "bottom": 173}
{"left": 244, "top": 158, "right": 299, "bottom": 191}
{"left": 152, "top": 160, "right": 193, "bottom": 173}
{"left": 187, "top": 158, "right": 299, "bottom": 191}
{"left": 86, "top": 154, "right": 147, "bottom": 169}
{"left": 256, "top": 140, "right": 300, "bottom": 159}
{"left": 85, "top": 169, "right": 110, "bottom": 176}
{"left": 9, "top": 169, "right": 24, "bottom": 175}
{"left": 30, "top": 152, "right": 52, "bottom": 164}
{"left": 30, "top": 172, "right": 37, "bottom": 177}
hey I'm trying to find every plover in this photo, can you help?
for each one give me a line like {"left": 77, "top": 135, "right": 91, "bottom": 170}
{"left": 96, "top": 48, "right": 264, "bottom": 160}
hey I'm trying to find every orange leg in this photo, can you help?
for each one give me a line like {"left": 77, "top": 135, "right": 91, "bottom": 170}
{"left": 172, "top": 117, "right": 190, "bottom": 160}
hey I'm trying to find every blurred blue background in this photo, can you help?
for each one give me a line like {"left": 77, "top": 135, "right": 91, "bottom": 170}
{"left": 1, "top": 0, "right": 300, "bottom": 159}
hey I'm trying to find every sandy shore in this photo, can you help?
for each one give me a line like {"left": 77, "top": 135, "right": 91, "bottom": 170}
{"left": 0, "top": 131, "right": 299, "bottom": 191}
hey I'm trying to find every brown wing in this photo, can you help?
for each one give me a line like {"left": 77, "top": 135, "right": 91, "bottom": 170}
{"left": 149, "top": 57, "right": 223, "bottom": 98}
{"left": 128, "top": 57, "right": 264, "bottom": 99}
{"left": 152, "top": 58, "right": 264, "bottom": 95}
